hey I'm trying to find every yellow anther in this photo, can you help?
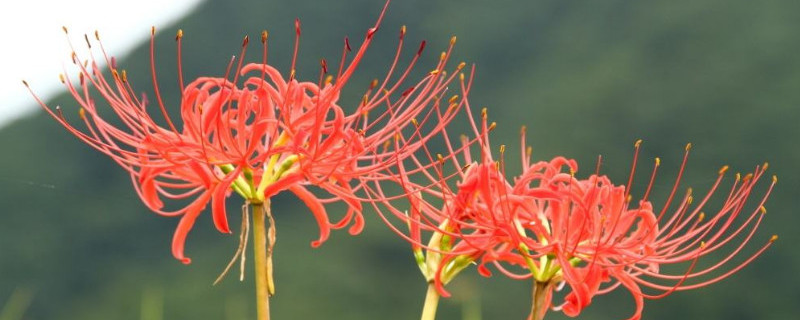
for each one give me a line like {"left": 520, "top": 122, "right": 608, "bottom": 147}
{"left": 430, "top": 69, "right": 440, "bottom": 75}
{"left": 151, "top": 26, "right": 156, "bottom": 36}
{"left": 450, "top": 35, "right": 457, "bottom": 45}
{"left": 459, "top": 73, "right": 465, "bottom": 81}
{"left": 685, "top": 143, "right": 692, "bottom": 151}
{"left": 58, "top": 74, "right": 65, "bottom": 83}
{"left": 370, "top": 79, "right": 379, "bottom": 89}
{"left": 176, "top": 29, "right": 183, "bottom": 40}
{"left": 400, "top": 25, "right": 406, "bottom": 36}
{"left": 499, "top": 145, "right": 506, "bottom": 154}
{"left": 411, "top": 118, "right": 419, "bottom": 127}
{"left": 743, "top": 173, "right": 753, "bottom": 182}
{"left": 700, "top": 241, "right": 706, "bottom": 249}
{"left": 261, "top": 30, "right": 269, "bottom": 43}
{"left": 457, "top": 62, "right": 466, "bottom": 70}
{"left": 760, "top": 206, "right": 767, "bottom": 214}
{"left": 289, "top": 69, "right": 296, "bottom": 80}
{"left": 448, "top": 95, "right": 459, "bottom": 104}
{"left": 488, "top": 122, "right": 497, "bottom": 131}
{"left": 735, "top": 172, "right": 741, "bottom": 181}
{"left": 440, "top": 51, "right": 446, "bottom": 61}
{"left": 437, "top": 153, "right": 444, "bottom": 163}
{"left": 772, "top": 175, "right": 778, "bottom": 183}
{"left": 698, "top": 212, "right": 705, "bottom": 222}
{"left": 324, "top": 75, "right": 333, "bottom": 86}
{"left": 626, "top": 194, "right": 632, "bottom": 203}
{"left": 526, "top": 146, "right": 532, "bottom": 157}
{"left": 95, "top": 30, "right": 100, "bottom": 40}
{"left": 719, "top": 165, "right": 729, "bottom": 175}
{"left": 111, "top": 69, "right": 119, "bottom": 79}
{"left": 121, "top": 70, "right": 127, "bottom": 83}
{"left": 655, "top": 157, "right": 661, "bottom": 166}
{"left": 763, "top": 162, "right": 769, "bottom": 171}
{"left": 361, "top": 94, "right": 369, "bottom": 106}
{"left": 481, "top": 107, "right": 487, "bottom": 118}
{"left": 687, "top": 196, "right": 693, "bottom": 205}
{"left": 770, "top": 235, "right": 778, "bottom": 243}
{"left": 634, "top": 139, "right": 642, "bottom": 148}
{"left": 382, "top": 140, "right": 391, "bottom": 150}
{"left": 520, "top": 125, "right": 527, "bottom": 135}
{"left": 78, "top": 108, "right": 86, "bottom": 119}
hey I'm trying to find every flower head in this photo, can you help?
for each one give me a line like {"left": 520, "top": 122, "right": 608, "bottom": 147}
{"left": 373, "top": 119, "right": 776, "bottom": 319}
{"left": 26, "top": 3, "right": 472, "bottom": 264}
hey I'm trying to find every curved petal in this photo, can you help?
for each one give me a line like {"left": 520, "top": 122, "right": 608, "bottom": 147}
{"left": 211, "top": 170, "right": 240, "bottom": 234}
{"left": 171, "top": 191, "right": 212, "bottom": 264}
{"left": 289, "top": 185, "right": 331, "bottom": 248}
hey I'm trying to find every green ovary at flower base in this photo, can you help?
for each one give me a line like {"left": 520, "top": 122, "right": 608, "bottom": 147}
{"left": 413, "top": 219, "right": 478, "bottom": 320}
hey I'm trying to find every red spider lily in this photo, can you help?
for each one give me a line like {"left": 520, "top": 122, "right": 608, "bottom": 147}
{"left": 25, "top": 1, "right": 472, "bottom": 264}
{"left": 371, "top": 119, "right": 777, "bottom": 319}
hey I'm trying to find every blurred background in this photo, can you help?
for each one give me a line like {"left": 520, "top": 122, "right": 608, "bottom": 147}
{"left": 1, "top": 0, "right": 798, "bottom": 319}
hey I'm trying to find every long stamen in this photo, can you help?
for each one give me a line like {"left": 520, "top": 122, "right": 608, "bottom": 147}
{"left": 150, "top": 27, "right": 180, "bottom": 135}
{"left": 176, "top": 29, "right": 185, "bottom": 94}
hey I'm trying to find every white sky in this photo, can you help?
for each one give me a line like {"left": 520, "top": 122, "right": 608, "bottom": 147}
{"left": 0, "top": 0, "right": 203, "bottom": 129}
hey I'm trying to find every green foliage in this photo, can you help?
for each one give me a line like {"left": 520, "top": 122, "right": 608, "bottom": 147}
{"left": 0, "top": 287, "right": 33, "bottom": 320}
{"left": 2, "top": 0, "right": 798, "bottom": 319}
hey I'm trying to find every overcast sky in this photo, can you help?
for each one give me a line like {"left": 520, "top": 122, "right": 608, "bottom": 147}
{"left": 0, "top": 0, "right": 203, "bottom": 129}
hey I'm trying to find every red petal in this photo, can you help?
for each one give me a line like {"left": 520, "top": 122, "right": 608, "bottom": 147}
{"left": 349, "top": 208, "right": 365, "bottom": 235}
{"left": 262, "top": 172, "right": 304, "bottom": 199}
{"left": 171, "top": 191, "right": 212, "bottom": 264}
{"left": 212, "top": 171, "right": 239, "bottom": 234}
{"left": 138, "top": 168, "right": 164, "bottom": 210}
{"left": 289, "top": 185, "right": 330, "bottom": 248}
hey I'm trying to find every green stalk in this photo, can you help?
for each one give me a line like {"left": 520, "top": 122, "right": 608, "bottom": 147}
{"left": 530, "top": 281, "right": 551, "bottom": 320}
{"left": 252, "top": 202, "right": 271, "bottom": 320}
{"left": 420, "top": 283, "right": 441, "bottom": 320}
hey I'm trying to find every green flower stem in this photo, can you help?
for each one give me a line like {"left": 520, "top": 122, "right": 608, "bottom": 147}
{"left": 252, "top": 201, "right": 273, "bottom": 320}
{"left": 530, "top": 281, "right": 551, "bottom": 320}
{"left": 420, "top": 283, "right": 441, "bottom": 320}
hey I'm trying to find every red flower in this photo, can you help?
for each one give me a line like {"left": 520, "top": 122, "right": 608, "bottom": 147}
{"left": 373, "top": 121, "right": 776, "bottom": 319}
{"left": 26, "top": 3, "right": 472, "bottom": 264}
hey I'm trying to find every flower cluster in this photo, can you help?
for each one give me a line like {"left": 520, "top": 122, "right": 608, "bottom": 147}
{"left": 26, "top": 2, "right": 776, "bottom": 319}
{"left": 372, "top": 115, "right": 776, "bottom": 319}
{"left": 25, "top": 3, "right": 471, "bottom": 264}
